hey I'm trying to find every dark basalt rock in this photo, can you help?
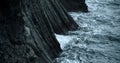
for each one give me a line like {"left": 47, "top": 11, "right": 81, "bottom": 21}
{"left": 60, "top": 0, "right": 88, "bottom": 12}
{"left": 0, "top": 0, "right": 78, "bottom": 63}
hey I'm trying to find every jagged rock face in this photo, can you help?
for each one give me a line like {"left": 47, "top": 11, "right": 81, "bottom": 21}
{"left": 60, "top": 0, "right": 88, "bottom": 12}
{"left": 0, "top": 0, "right": 62, "bottom": 63}
{"left": 21, "top": 0, "right": 78, "bottom": 34}
{"left": 0, "top": 0, "right": 79, "bottom": 63}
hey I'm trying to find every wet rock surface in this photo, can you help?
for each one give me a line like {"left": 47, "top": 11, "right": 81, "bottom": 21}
{"left": 60, "top": 0, "right": 88, "bottom": 12}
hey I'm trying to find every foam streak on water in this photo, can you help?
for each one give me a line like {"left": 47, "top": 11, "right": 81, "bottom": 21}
{"left": 55, "top": 0, "right": 120, "bottom": 63}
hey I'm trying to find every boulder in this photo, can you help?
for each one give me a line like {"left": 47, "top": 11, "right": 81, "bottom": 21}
{"left": 60, "top": 0, "right": 88, "bottom": 12}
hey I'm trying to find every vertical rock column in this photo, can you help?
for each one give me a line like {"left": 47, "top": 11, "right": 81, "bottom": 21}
{"left": 0, "top": 0, "right": 62, "bottom": 63}
{"left": 22, "top": 0, "right": 78, "bottom": 34}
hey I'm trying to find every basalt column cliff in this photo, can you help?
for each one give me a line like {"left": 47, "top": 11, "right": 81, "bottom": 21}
{"left": 0, "top": 0, "right": 78, "bottom": 63}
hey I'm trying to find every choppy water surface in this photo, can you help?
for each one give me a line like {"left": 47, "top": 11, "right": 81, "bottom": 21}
{"left": 55, "top": 0, "right": 120, "bottom": 63}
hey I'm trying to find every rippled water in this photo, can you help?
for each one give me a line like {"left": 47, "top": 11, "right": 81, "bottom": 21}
{"left": 55, "top": 0, "right": 120, "bottom": 63}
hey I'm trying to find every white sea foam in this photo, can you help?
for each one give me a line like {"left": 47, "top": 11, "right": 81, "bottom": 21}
{"left": 55, "top": 34, "right": 75, "bottom": 49}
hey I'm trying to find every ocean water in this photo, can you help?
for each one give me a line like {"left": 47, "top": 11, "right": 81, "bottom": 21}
{"left": 55, "top": 0, "right": 120, "bottom": 63}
